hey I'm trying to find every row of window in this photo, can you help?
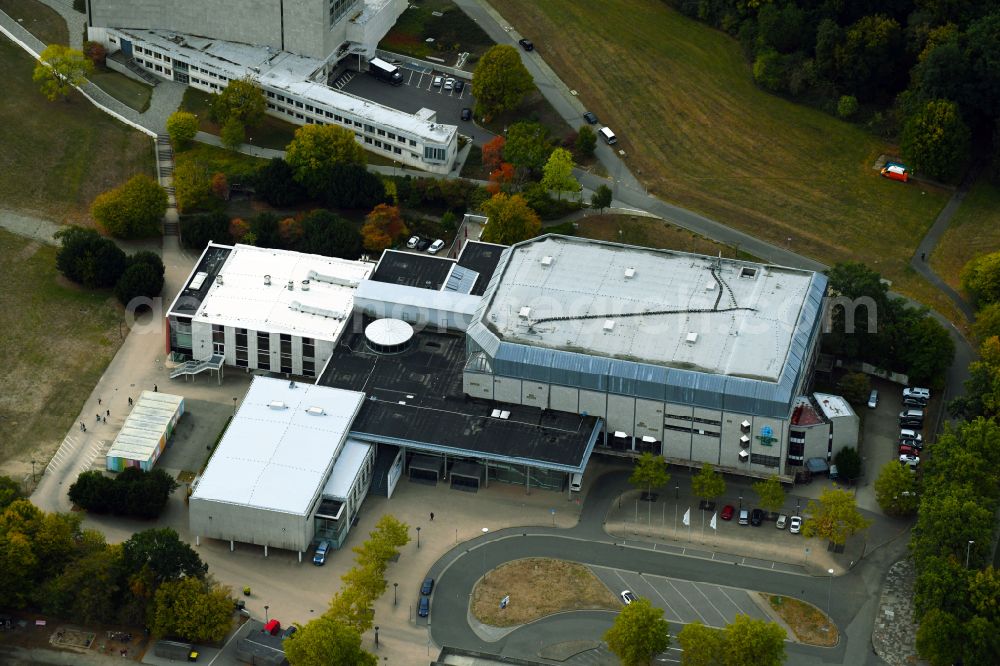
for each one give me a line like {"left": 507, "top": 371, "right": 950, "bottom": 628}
{"left": 665, "top": 413, "right": 723, "bottom": 427}
{"left": 136, "top": 59, "right": 171, "bottom": 77}
{"left": 228, "top": 329, "right": 316, "bottom": 376}
{"left": 264, "top": 90, "right": 418, "bottom": 147}
{"left": 750, "top": 453, "right": 780, "bottom": 468}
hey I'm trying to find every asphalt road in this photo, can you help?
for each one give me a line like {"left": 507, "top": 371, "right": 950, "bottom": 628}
{"left": 425, "top": 470, "right": 904, "bottom": 665}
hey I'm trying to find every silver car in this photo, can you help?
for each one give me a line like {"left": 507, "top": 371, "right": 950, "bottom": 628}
{"left": 776, "top": 514, "right": 787, "bottom": 529}
{"left": 789, "top": 516, "right": 802, "bottom": 534}
{"left": 867, "top": 390, "right": 878, "bottom": 409}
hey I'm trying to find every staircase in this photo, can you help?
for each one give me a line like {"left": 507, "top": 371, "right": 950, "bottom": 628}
{"left": 123, "top": 56, "right": 159, "bottom": 86}
{"left": 156, "top": 134, "right": 179, "bottom": 236}
{"left": 170, "top": 354, "right": 225, "bottom": 379}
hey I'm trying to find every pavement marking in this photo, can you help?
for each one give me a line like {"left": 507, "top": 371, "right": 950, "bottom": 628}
{"left": 691, "top": 583, "right": 731, "bottom": 626}
{"left": 719, "top": 585, "right": 750, "bottom": 617}
{"left": 638, "top": 575, "right": 684, "bottom": 623}
{"left": 664, "top": 578, "right": 710, "bottom": 625}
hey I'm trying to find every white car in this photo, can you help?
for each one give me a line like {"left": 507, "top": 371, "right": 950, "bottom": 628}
{"left": 444, "top": 78, "right": 455, "bottom": 90}
{"left": 432, "top": 75, "right": 443, "bottom": 87}
{"left": 867, "top": 390, "right": 878, "bottom": 409}
{"left": 427, "top": 239, "right": 445, "bottom": 254}
{"left": 406, "top": 235, "right": 420, "bottom": 249}
{"left": 776, "top": 514, "right": 787, "bottom": 530}
{"left": 899, "top": 454, "right": 921, "bottom": 467}
{"left": 620, "top": 590, "right": 637, "bottom": 605}
{"left": 789, "top": 516, "right": 802, "bottom": 534}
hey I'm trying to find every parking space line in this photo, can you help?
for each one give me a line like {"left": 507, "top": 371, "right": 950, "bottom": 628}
{"left": 718, "top": 585, "right": 749, "bottom": 617}
{"left": 638, "top": 576, "right": 684, "bottom": 623}
{"left": 692, "top": 584, "right": 730, "bottom": 626}
{"left": 720, "top": 586, "right": 761, "bottom": 618}
{"left": 664, "top": 579, "right": 710, "bottom": 625}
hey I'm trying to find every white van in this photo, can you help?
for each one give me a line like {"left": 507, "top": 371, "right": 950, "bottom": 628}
{"left": 599, "top": 127, "right": 617, "bottom": 145}
{"left": 570, "top": 473, "right": 583, "bottom": 492}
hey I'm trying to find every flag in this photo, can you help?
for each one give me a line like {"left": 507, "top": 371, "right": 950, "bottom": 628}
{"left": 682, "top": 508, "right": 691, "bottom": 526}
{"left": 709, "top": 512, "right": 717, "bottom": 530}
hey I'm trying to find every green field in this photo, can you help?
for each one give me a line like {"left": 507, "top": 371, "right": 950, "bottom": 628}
{"left": 174, "top": 142, "right": 267, "bottom": 182}
{"left": 380, "top": 0, "right": 493, "bottom": 66}
{"left": 180, "top": 86, "right": 300, "bottom": 151}
{"left": 0, "top": 229, "right": 123, "bottom": 473}
{"left": 90, "top": 69, "right": 153, "bottom": 112}
{"left": 931, "top": 180, "right": 1000, "bottom": 296}
{"left": 0, "top": 0, "right": 68, "bottom": 46}
{"left": 0, "top": 38, "right": 154, "bottom": 222}
{"left": 491, "top": 0, "right": 952, "bottom": 312}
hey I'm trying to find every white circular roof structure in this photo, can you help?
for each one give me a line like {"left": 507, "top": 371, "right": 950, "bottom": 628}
{"left": 365, "top": 318, "right": 414, "bottom": 348}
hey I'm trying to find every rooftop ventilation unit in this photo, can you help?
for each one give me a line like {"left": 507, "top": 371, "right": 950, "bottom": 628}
{"left": 642, "top": 436, "right": 656, "bottom": 443}
{"left": 306, "top": 406, "right": 325, "bottom": 416}
{"left": 603, "top": 319, "right": 615, "bottom": 331}
{"left": 686, "top": 332, "right": 698, "bottom": 344}
{"left": 738, "top": 449, "right": 750, "bottom": 461}
{"left": 289, "top": 381, "right": 296, "bottom": 389}
{"left": 189, "top": 271, "right": 209, "bottom": 290}
{"left": 705, "top": 282, "right": 716, "bottom": 291}
{"left": 289, "top": 301, "right": 346, "bottom": 319}
{"left": 624, "top": 267, "right": 636, "bottom": 279}
{"left": 518, "top": 306, "right": 531, "bottom": 319}
{"left": 307, "top": 270, "right": 360, "bottom": 288}
{"left": 740, "top": 434, "right": 751, "bottom": 446}
{"left": 541, "top": 255, "right": 554, "bottom": 267}
{"left": 268, "top": 401, "right": 287, "bottom": 410}
{"left": 613, "top": 431, "right": 628, "bottom": 439}
{"left": 264, "top": 274, "right": 271, "bottom": 286}
{"left": 287, "top": 280, "right": 294, "bottom": 291}
{"left": 301, "top": 280, "right": 310, "bottom": 291}
{"left": 740, "top": 267, "right": 758, "bottom": 279}
{"left": 499, "top": 410, "right": 510, "bottom": 419}
{"left": 215, "top": 275, "right": 224, "bottom": 286}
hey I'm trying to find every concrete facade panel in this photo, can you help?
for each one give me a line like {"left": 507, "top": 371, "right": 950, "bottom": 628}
{"left": 690, "top": 434, "right": 720, "bottom": 465}
{"left": 578, "top": 390, "right": 607, "bottom": 421}
{"left": 521, "top": 381, "right": 549, "bottom": 409}
{"left": 493, "top": 376, "right": 521, "bottom": 404}
{"left": 663, "top": 429, "right": 691, "bottom": 460}
{"left": 189, "top": 496, "right": 314, "bottom": 552}
{"left": 606, "top": 394, "right": 636, "bottom": 436}
{"left": 549, "top": 385, "right": 579, "bottom": 414}
{"left": 634, "top": 399, "right": 663, "bottom": 441}
{"left": 463, "top": 372, "right": 493, "bottom": 400}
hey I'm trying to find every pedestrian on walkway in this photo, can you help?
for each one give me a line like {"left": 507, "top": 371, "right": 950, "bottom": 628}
{"left": 106, "top": 409, "right": 110, "bottom": 417}
{"left": 96, "top": 414, "right": 101, "bottom": 422}
{"left": 921, "top": 252, "right": 926, "bottom": 261}
{"left": 82, "top": 424, "right": 86, "bottom": 433}
{"left": 128, "top": 396, "right": 133, "bottom": 406}
{"left": 79, "top": 421, "right": 84, "bottom": 431}
{"left": 102, "top": 416, "right": 106, "bottom": 423}
{"left": 154, "top": 384, "right": 158, "bottom": 392}
{"left": 430, "top": 512, "right": 434, "bottom": 521}
{"left": 98, "top": 398, "right": 102, "bottom": 406}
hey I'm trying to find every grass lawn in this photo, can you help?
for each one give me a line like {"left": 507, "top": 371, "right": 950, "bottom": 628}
{"left": 490, "top": 0, "right": 951, "bottom": 312}
{"left": 380, "top": 0, "right": 493, "bottom": 67}
{"left": 573, "top": 214, "right": 760, "bottom": 261}
{"left": 461, "top": 144, "right": 487, "bottom": 180}
{"left": 180, "top": 87, "right": 299, "bottom": 151}
{"left": 471, "top": 558, "right": 619, "bottom": 626}
{"left": 765, "top": 594, "right": 838, "bottom": 647}
{"left": 0, "top": 0, "right": 68, "bottom": 45}
{"left": 0, "top": 229, "right": 124, "bottom": 475}
{"left": 174, "top": 142, "right": 267, "bottom": 182}
{"left": 90, "top": 68, "right": 153, "bottom": 112}
{"left": 0, "top": 39, "right": 154, "bottom": 223}
{"left": 482, "top": 88, "right": 574, "bottom": 142}
{"left": 930, "top": 179, "right": 1000, "bottom": 296}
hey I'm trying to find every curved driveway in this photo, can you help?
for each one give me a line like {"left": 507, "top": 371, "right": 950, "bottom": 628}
{"left": 425, "top": 470, "right": 900, "bottom": 665}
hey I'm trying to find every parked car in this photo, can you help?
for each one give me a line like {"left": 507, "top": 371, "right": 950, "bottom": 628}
{"left": 903, "top": 387, "right": 930, "bottom": 402}
{"left": 738, "top": 508, "right": 749, "bottom": 525}
{"left": 750, "top": 508, "right": 764, "bottom": 526}
{"left": 898, "top": 444, "right": 919, "bottom": 457}
{"left": 867, "top": 390, "right": 879, "bottom": 409}
{"left": 518, "top": 38, "right": 534, "bottom": 51}
{"left": 432, "top": 75, "right": 443, "bottom": 87}
{"left": 460, "top": 107, "right": 472, "bottom": 121}
{"left": 263, "top": 619, "right": 281, "bottom": 635}
{"left": 454, "top": 80, "right": 465, "bottom": 92}
{"left": 583, "top": 111, "right": 598, "bottom": 125}
{"left": 620, "top": 590, "right": 638, "bottom": 605}
{"left": 312, "top": 540, "right": 331, "bottom": 566}
{"left": 406, "top": 235, "right": 420, "bottom": 248}
{"left": 899, "top": 454, "right": 921, "bottom": 467}
{"left": 444, "top": 78, "right": 455, "bottom": 90}
{"left": 428, "top": 239, "right": 445, "bottom": 254}
{"left": 899, "top": 409, "right": 924, "bottom": 427}
{"left": 281, "top": 625, "right": 297, "bottom": 639}
{"left": 416, "top": 238, "right": 431, "bottom": 251}
{"left": 789, "top": 516, "right": 802, "bottom": 534}
{"left": 776, "top": 514, "right": 787, "bottom": 529}
{"left": 418, "top": 597, "right": 430, "bottom": 617}
{"left": 421, "top": 578, "right": 434, "bottom": 596}
{"left": 721, "top": 504, "right": 735, "bottom": 521}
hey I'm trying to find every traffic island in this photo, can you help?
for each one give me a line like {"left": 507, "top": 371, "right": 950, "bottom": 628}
{"left": 761, "top": 594, "right": 839, "bottom": 647}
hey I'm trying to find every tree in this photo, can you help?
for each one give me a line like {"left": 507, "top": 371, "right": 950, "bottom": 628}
{"left": 471, "top": 44, "right": 534, "bottom": 120}
{"left": 541, "top": 148, "right": 579, "bottom": 200}
{"left": 972, "top": 301, "right": 1000, "bottom": 341}
{"left": 591, "top": 184, "right": 613, "bottom": 213}
{"left": 753, "top": 49, "right": 787, "bottom": 92}
{"left": 962, "top": 251, "right": 1000, "bottom": 306}
{"left": 482, "top": 136, "right": 506, "bottom": 173}
{"left": 152, "top": 577, "right": 234, "bottom": 643}
{"left": 40, "top": 543, "right": 122, "bottom": 625}
{"left": 121, "top": 528, "right": 207, "bottom": 586}
{"left": 91, "top": 175, "right": 168, "bottom": 238}
{"left": 963, "top": 614, "right": 1000, "bottom": 666}
{"left": 801, "top": 486, "right": 872, "bottom": 545}
{"left": 321, "top": 164, "right": 386, "bottom": 209}
{"left": 916, "top": 608, "right": 964, "bottom": 666}
{"left": 629, "top": 453, "right": 670, "bottom": 499}
{"left": 173, "top": 160, "right": 214, "bottom": 214}
{"left": 210, "top": 172, "right": 230, "bottom": 200}
{"left": 360, "top": 204, "right": 408, "bottom": 253}
{"left": 823, "top": 261, "right": 887, "bottom": 361}
{"left": 33, "top": 45, "right": 93, "bottom": 102}
{"left": 297, "top": 210, "right": 362, "bottom": 259}
{"left": 480, "top": 193, "right": 542, "bottom": 245}
{"left": 220, "top": 118, "right": 246, "bottom": 150}
{"left": 902, "top": 99, "right": 970, "bottom": 181}
{"left": 370, "top": 514, "right": 411, "bottom": 556}
{"left": 285, "top": 125, "right": 366, "bottom": 197}
{"left": 873, "top": 460, "right": 919, "bottom": 517}
{"left": 255, "top": 158, "right": 308, "bottom": 207}
{"left": 0, "top": 530, "right": 39, "bottom": 608}
{"left": 0, "top": 476, "right": 23, "bottom": 511}
{"left": 179, "top": 212, "right": 233, "bottom": 250}
{"left": 576, "top": 125, "right": 597, "bottom": 158}
{"left": 676, "top": 621, "right": 724, "bottom": 666}
{"left": 504, "top": 122, "right": 552, "bottom": 173}
{"left": 722, "top": 614, "right": 786, "bottom": 666}
{"left": 836, "top": 372, "right": 870, "bottom": 405}
{"left": 835, "top": 15, "right": 905, "bottom": 102}
{"left": 115, "top": 261, "right": 164, "bottom": 306}
{"left": 751, "top": 475, "right": 785, "bottom": 517}
{"left": 166, "top": 111, "right": 199, "bottom": 148}
{"left": 913, "top": 555, "right": 970, "bottom": 618}
{"left": 604, "top": 597, "right": 671, "bottom": 666}
{"left": 836, "top": 94, "right": 859, "bottom": 119}
{"left": 82, "top": 41, "right": 107, "bottom": 67}
{"left": 54, "top": 226, "right": 127, "bottom": 288}
{"left": 284, "top": 615, "right": 377, "bottom": 666}
{"left": 210, "top": 77, "right": 266, "bottom": 128}
{"left": 487, "top": 162, "right": 515, "bottom": 195}
{"left": 833, "top": 446, "right": 862, "bottom": 483}
{"left": 691, "top": 463, "right": 726, "bottom": 503}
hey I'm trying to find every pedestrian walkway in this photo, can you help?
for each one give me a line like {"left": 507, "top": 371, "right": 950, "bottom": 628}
{"left": 35, "top": 0, "right": 85, "bottom": 49}
{"left": 872, "top": 559, "right": 920, "bottom": 666}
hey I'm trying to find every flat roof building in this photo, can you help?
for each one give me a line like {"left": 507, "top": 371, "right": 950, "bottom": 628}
{"left": 105, "top": 392, "right": 185, "bottom": 472}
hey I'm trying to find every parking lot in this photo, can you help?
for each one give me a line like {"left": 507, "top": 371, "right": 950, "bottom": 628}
{"left": 590, "top": 565, "right": 769, "bottom": 628}
{"left": 339, "top": 66, "right": 496, "bottom": 145}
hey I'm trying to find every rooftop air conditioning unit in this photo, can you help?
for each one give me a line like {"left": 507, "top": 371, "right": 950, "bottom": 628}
{"left": 306, "top": 406, "right": 325, "bottom": 416}
{"left": 268, "top": 401, "right": 287, "bottom": 410}
{"left": 301, "top": 280, "right": 310, "bottom": 291}
{"left": 541, "top": 255, "right": 554, "bottom": 266}
{"left": 624, "top": 267, "right": 636, "bottom": 279}
{"left": 264, "top": 274, "right": 271, "bottom": 286}
{"left": 518, "top": 306, "right": 531, "bottom": 319}
{"left": 216, "top": 275, "right": 224, "bottom": 286}
{"left": 705, "top": 282, "right": 716, "bottom": 291}
{"left": 604, "top": 319, "right": 615, "bottom": 331}
{"left": 287, "top": 280, "right": 294, "bottom": 291}
{"left": 738, "top": 449, "right": 750, "bottom": 461}
{"left": 686, "top": 332, "right": 698, "bottom": 344}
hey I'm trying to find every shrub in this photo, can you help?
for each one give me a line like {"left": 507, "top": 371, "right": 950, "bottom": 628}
{"left": 179, "top": 212, "right": 233, "bottom": 250}
{"left": 576, "top": 125, "right": 597, "bottom": 158}
{"left": 91, "top": 175, "right": 168, "bottom": 238}
{"left": 837, "top": 95, "right": 859, "bottom": 119}
{"left": 69, "top": 468, "right": 178, "bottom": 519}
{"left": 166, "top": 111, "right": 199, "bottom": 148}
{"left": 54, "top": 226, "right": 127, "bottom": 288}
{"left": 82, "top": 41, "right": 107, "bottom": 68}
{"left": 115, "top": 261, "right": 165, "bottom": 306}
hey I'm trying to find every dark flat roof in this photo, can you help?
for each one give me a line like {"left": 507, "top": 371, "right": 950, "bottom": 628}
{"left": 167, "top": 244, "right": 232, "bottom": 316}
{"left": 370, "top": 249, "right": 455, "bottom": 290}
{"left": 318, "top": 318, "right": 600, "bottom": 471}
{"left": 457, "top": 241, "right": 505, "bottom": 296}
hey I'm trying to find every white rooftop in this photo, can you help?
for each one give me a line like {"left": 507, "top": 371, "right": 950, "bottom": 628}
{"left": 106, "top": 392, "right": 184, "bottom": 463}
{"left": 115, "top": 29, "right": 457, "bottom": 144}
{"left": 321, "top": 439, "right": 372, "bottom": 500}
{"left": 190, "top": 244, "right": 373, "bottom": 342}
{"left": 192, "top": 377, "right": 364, "bottom": 516}
{"left": 814, "top": 393, "right": 856, "bottom": 420}
{"left": 482, "top": 236, "right": 817, "bottom": 382}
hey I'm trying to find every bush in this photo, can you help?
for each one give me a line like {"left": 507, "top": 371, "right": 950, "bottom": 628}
{"left": 179, "top": 212, "right": 233, "bottom": 250}
{"left": 54, "top": 226, "right": 127, "bottom": 288}
{"left": 82, "top": 41, "right": 107, "bottom": 68}
{"left": 166, "top": 111, "right": 199, "bottom": 149}
{"left": 115, "top": 261, "right": 165, "bottom": 306}
{"left": 837, "top": 95, "right": 859, "bottom": 119}
{"left": 576, "top": 125, "right": 597, "bottom": 158}
{"left": 91, "top": 175, "right": 168, "bottom": 238}
{"left": 68, "top": 468, "right": 178, "bottom": 519}
{"left": 173, "top": 160, "right": 215, "bottom": 214}
{"left": 255, "top": 158, "right": 308, "bottom": 208}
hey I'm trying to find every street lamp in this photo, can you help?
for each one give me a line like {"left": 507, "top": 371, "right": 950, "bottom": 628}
{"left": 374, "top": 625, "right": 379, "bottom": 649}
{"left": 416, "top": 526, "right": 421, "bottom": 549}
{"left": 482, "top": 527, "right": 489, "bottom": 577}
{"left": 738, "top": 495, "right": 743, "bottom": 510}
{"left": 30, "top": 459, "right": 35, "bottom": 482}
{"left": 233, "top": 397, "right": 238, "bottom": 415}
{"left": 826, "top": 569, "right": 834, "bottom": 628}
{"left": 966, "top": 540, "right": 975, "bottom": 568}
{"left": 393, "top": 582, "right": 398, "bottom": 606}
{"left": 264, "top": 605, "right": 269, "bottom": 623}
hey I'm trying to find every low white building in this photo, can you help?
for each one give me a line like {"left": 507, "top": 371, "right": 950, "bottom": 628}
{"left": 166, "top": 243, "right": 374, "bottom": 379}
{"left": 189, "top": 377, "right": 373, "bottom": 556}
{"left": 89, "top": 27, "right": 458, "bottom": 173}
{"left": 788, "top": 393, "right": 859, "bottom": 470}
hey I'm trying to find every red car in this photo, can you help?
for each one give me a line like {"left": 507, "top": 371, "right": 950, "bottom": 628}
{"left": 721, "top": 504, "right": 735, "bottom": 521}
{"left": 898, "top": 444, "right": 918, "bottom": 457}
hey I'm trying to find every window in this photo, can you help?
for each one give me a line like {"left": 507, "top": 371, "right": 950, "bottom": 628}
{"left": 267, "top": 103, "right": 276, "bottom": 110}
{"left": 387, "top": 132, "right": 395, "bottom": 140}
{"left": 235, "top": 328, "right": 248, "bottom": 367}
{"left": 397, "top": 135, "right": 406, "bottom": 143}
{"left": 364, "top": 124, "right": 374, "bottom": 133}
{"left": 409, "top": 139, "right": 416, "bottom": 146}
{"left": 296, "top": 113, "right": 304, "bottom": 120}
{"left": 424, "top": 146, "right": 446, "bottom": 161}
{"left": 325, "top": 110, "right": 333, "bottom": 118}
{"left": 364, "top": 137, "right": 373, "bottom": 144}
{"left": 302, "top": 337, "right": 316, "bottom": 377}
{"left": 305, "top": 104, "right": 314, "bottom": 112}
{"left": 394, "top": 147, "right": 401, "bottom": 154}
{"left": 329, "top": 0, "right": 357, "bottom": 28}
{"left": 257, "top": 331, "right": 270, "bottom": 370}
{"left": 334, "top": 114, "right": 342, "bottom": 122}
{"left": 377, "top": 129, "right": 385, "bottom": 136}
{"left": 353, "top": 120, "right": 361, "bottom": 127}
{"left": 212, "top": 324, "right": 225, "bottom": 355}
{"left": 266, "top": 91, "right": 274, "bottom": 98}
{"left": 751, "top": 453, "right": 780, "bottom": 468}
{"left": 280, "top": 334, "right": 292, "bottom": 374}
{"left": 277, "top": 94, "right": 285, "bottom": 102}
{"left": 374, "top": 140, "right": 382, "bottom": 148}
{"left": 295, "top": 101, "right": 303, "bottom": 109}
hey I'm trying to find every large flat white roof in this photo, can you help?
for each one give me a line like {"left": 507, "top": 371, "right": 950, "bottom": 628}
{"left": 113, "top": 29, "right": 456, "bottom": 144}
{"left": 192, "top": 377, "right": 364, "bottom": 516}
{"left": 321, "top": 439, "right": 371, "bottom": 500}
{"left": 481, "top": 236, "right": 818, "bottom": 382}
{"left": 186, "top": 243, "right": 373, "bottom": 342}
